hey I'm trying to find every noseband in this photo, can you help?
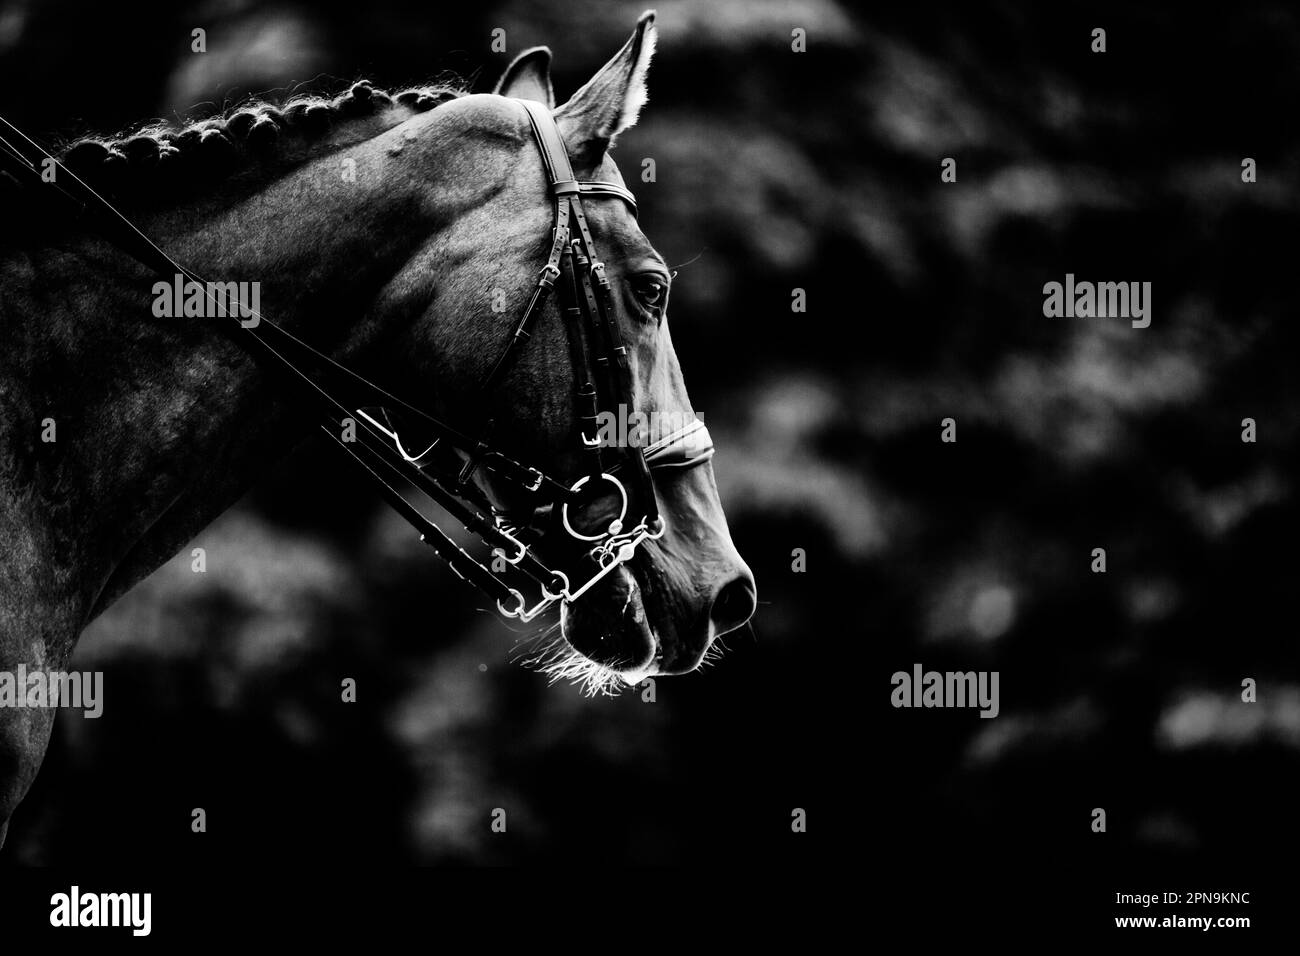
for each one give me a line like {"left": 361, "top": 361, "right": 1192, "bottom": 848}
{"left": 0, "top": 100, "right": 713, "bottom": 622}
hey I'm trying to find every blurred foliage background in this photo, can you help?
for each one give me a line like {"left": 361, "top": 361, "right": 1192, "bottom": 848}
{"left": 1, "top": 0, "right": 1296, "bottom": 870}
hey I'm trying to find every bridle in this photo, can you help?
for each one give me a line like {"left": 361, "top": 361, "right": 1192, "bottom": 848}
{"left": 0, "top": 98, "right": 715, "bottom": 622}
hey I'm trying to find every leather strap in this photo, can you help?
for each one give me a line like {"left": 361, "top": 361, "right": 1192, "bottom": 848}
{"left": 521, "top": 101, "right": 654, "bottom": 507}
{"left": 519, "top": 99, "right": 637, "bottom": 215}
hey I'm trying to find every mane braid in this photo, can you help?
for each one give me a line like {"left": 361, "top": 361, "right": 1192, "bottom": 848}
{"left": 49, "top": 80, "right": 465, "bottom": 208}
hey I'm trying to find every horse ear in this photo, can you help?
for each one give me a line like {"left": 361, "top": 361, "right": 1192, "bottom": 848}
{"left": 555, "top": 10, "right": 657, "bottom": 167}
{"left": 495, "top": 47, "right": 556, "bottom": 107}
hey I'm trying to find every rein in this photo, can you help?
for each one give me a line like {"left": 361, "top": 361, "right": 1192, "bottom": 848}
{"left": 0, "top": 100, "right": 713, "bottom": 622}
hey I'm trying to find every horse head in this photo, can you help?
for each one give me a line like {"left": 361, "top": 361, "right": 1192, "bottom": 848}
{"left": 380, "top": 12, "right": 757, "bottom": 687}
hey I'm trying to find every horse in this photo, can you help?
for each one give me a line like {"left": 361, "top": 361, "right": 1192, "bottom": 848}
{"left": 0, "top": 11, "right": 755, "bottom": 850}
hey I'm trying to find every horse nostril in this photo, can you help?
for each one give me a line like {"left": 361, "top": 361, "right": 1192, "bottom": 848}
{"left": 710, "top": 575, "right": 757, "bottom": 637}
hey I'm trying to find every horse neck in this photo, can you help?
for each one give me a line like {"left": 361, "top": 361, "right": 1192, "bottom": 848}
{"left": 0, "top": 135, "right": 444, "bottom": 621}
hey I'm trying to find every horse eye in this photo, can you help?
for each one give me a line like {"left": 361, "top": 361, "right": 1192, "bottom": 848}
{"left": 632, "top": 275, "right": 666, "bottom": 309}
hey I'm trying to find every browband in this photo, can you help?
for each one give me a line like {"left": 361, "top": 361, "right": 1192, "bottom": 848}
{"left": 520, "top": 99, "right": 638, "bottom": 216}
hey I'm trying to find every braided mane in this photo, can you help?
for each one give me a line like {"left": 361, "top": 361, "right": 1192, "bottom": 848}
{"left": 51, "top": 80, "right": 465, "bottom": 207}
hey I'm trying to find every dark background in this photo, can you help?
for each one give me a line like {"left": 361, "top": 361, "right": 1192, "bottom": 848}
{"left": 1, "top": 0, "right": 1296, "bottom": 893}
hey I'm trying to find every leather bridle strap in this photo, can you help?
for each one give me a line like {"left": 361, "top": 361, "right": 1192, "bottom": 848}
{"left": 514, "top": 100, "right": 658, "bottom": 525}
{"left": 520, "top": 100, "right": 637, "bottom": 210}
{"left": 474, "top": 103, "right": 635, "bottom": 426}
